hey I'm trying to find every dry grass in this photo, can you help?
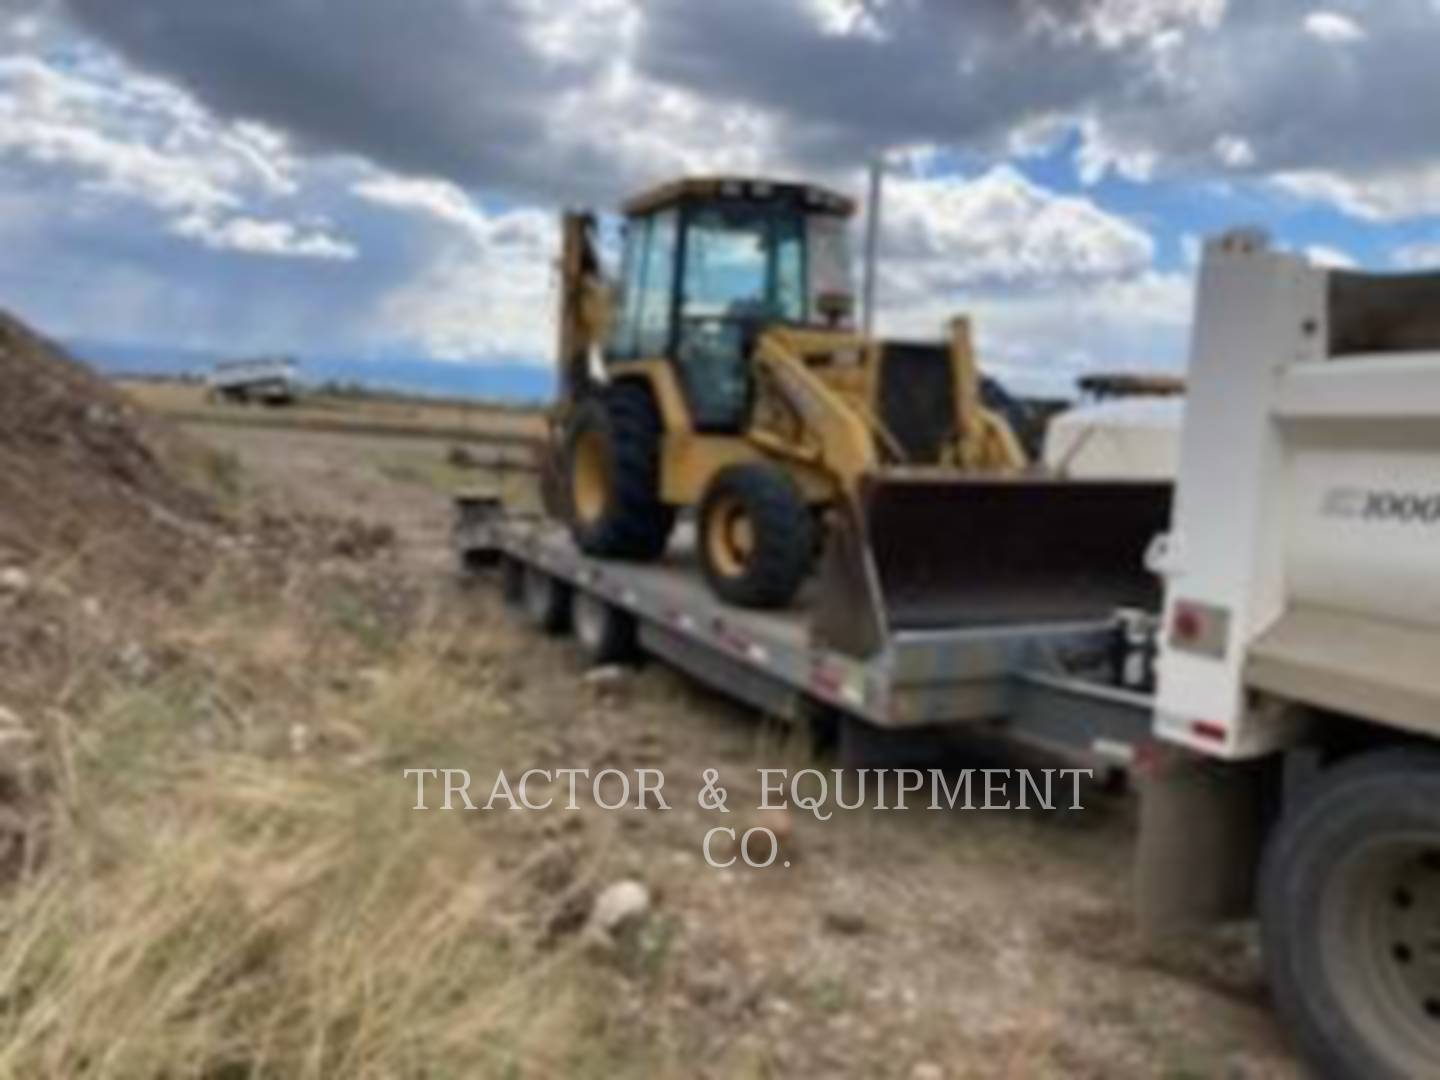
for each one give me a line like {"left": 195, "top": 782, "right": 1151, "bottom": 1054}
{"left": 0, "top": 549, "right": 676, "bottom": 1080}
{"left": 0, "top": 380, "right": 1297, "bottom": 1077}
{"left": 0, "top": 505, "right": 1300, "bottom": 1080}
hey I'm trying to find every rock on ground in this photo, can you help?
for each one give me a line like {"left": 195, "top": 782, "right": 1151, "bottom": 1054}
{"left": 586, "top": 879, "right": 651, "bottom": 939}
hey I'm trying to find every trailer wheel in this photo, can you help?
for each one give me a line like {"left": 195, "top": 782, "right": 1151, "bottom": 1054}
{"left": 521, "top": 567, "right": 571, "bottom": 634}
{"left": 565, "top": 382, "right": 676, "bottom": 560}
{"left": 501, "top": 557, "right": 526, "bottom": 608}
{"left": 572, "top": 592, "right": 637, "bottom": 664}
{"left": 698, "top": 464, "right": 815, "bottom": 610}
{"left": 1260, "top": 748, "right": 1440, "bottom": 1080}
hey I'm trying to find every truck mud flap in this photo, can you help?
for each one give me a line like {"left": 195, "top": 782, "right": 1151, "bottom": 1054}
{"left": 812, "top": 475, "right": 1172, "bottom": 659}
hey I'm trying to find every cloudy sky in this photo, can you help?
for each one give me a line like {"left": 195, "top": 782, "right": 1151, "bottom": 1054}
{"left": 3, "top": 0, "right": 1440, "bottom": 394}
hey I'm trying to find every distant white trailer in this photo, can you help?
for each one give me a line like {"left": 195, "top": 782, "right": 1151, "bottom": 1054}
{"left": 1044, "top": 397, "right": 1184, "bottom": 481}
{"left": 207, "top": 358, "right": 298, "bottom": 406}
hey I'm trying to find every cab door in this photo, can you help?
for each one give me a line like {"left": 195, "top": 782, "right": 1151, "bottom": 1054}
{"left": 606, "top": 210, "right": 680, "bottom": 365}
{"left": 675, "top": 204, "right": 805, "bottom": 433}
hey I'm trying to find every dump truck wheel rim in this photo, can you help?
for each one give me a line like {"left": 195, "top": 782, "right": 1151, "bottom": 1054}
{"left": 1322, "top": 836, "right": 1440, "bottom": 1070}
{"left": 706, "top": 495, "right": 754, "bottom": 579}
{"left": 571, "top": 428, "right": 608, "bottom": 525}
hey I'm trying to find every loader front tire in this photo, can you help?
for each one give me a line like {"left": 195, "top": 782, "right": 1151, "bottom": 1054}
{"left": 565, "top": 382, "right": 675, "bottom": 561}
{"left": 699, "top": 464, "right": 814, "bottom": 610}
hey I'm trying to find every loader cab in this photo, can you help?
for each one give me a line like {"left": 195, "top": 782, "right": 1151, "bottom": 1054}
{"left": 606, "top": 178, "right": 857, "bottom": 432}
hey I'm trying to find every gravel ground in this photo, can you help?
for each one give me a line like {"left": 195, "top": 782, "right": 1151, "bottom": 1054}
{"left": 179, "top": 417, "right": 1304, "bottom": 1079}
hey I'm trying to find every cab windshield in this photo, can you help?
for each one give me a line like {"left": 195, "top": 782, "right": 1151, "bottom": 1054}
{"left": 681, "top": 204, "right": 806, "bottom": 324}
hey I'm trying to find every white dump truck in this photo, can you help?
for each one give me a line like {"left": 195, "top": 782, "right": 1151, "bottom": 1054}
{"left": 207, "top": 357, "right": 299, "bottom": 405}
{"left": 456, "top": 231, "right": 1440, "bottom": 1078}
{"left": 1143, "top": 230, "right": 1440, "bottom": 1078}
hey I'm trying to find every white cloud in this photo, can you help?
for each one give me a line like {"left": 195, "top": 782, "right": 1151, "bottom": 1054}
{"left": 354, "top": 175, "right": 492, "bottom": 240}
{"left": 1273, "top": 166, "right": 1440, "bottom": 221}
{"left": 171, "top": 213, "right": 356, "bottom": 260}
{"left": 370, "top": 242, "right": 557, "bottom": 364}
{"left": 1180, "top": 232, "right": 1202, "bottom": 268}
{"left": 0, "top": 55, "right": 235, "bottom": 213}
{"left": 515, "top": 0, "right": 639, "bottom": 62}
{"left": 882, "top": 165, "right": 1155, "bottom": 290}
{"left": 356, "top": 175, "right": 559, "bottom": 361}
{"left": 1028, "top": 0, "right": 1228, "bottom": 50}
{"left": 867, "top": 166, "right": 1182, "bottom": 392}
{"left": 355, "top": 159, "right": 1179, "bottom": 377}
{"left": 1303, "top": 11, "right": 1366, "bottom": 44}
{"left": 0, "top": 49, "right": 354, "bottom": 258}
{"left": 1213, "top": 134, "right": 1256, "bottom": 169}
{"left": 14, "top": 0, "right": 1440, "bottom": 385}
{"left": 1392, "top": 241, "right": 1440, "bottom": 270}
{"left": 1304, "top": 244, "right": 1356, "bottom": 269}
{"left": 1075, "top": 117, "right": 1158, "bottom": 185}
{"left": 800, "top": 0, "right": 888, "bottom": 40}
{"left": 58, "top": 0, "right": 1440, "bottom": 227}
{"left": 881, "top": 269, "right": 1195, "bottom": 397}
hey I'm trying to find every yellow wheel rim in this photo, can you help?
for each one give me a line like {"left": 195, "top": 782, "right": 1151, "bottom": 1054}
{"left": 705, "top": 494, "right": 755, "bottom": 579}
{"left": 571, "top": 429, "right": 608, "bottom": 525}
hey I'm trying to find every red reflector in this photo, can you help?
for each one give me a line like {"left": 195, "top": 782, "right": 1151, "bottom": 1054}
{"left": 1190, "top": 719, "right": 1227, "bottom": 743}
{"left": 1173, "top": 606, "right": 1203, "bottom": 642}
{"left": 708, "top": 618, "right": 756, "bottom": 657}
{"left": 1131, "top": 741, "right": 1163, "bottom": 775}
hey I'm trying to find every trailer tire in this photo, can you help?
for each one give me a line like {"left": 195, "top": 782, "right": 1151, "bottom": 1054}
{"left": 565, "top": 382, "right": 675, "bottom": 561}
{"left": 573, "top": 592, "right": 637, "bottom": 664}
{"left": 698, "top": 464, "right": 815, "bottom": 610}
{"left": 521, "top": 567, "right": 571, "bottom": 634}
{"left": 1259, "top": 747, "right": 1440, "bottom": 1080}
{"left": 501, "top": 557, "right": 526, "bottom": 608}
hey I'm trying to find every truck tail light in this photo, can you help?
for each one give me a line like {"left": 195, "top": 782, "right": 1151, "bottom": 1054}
{"left": 1167, "top": 599, "right": 1231, "bottom": 659}
{"left": 1190, "top": 719, "right": 1228, "bottom": 743}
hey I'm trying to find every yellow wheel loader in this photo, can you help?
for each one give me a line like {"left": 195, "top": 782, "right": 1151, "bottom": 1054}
{"left": 545, "top": 176, "right": 1164, "bottom": 635}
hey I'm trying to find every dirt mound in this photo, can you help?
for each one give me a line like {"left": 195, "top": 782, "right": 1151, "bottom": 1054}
{"left": 0, "top": 309, "right": 219, "bottom": 590}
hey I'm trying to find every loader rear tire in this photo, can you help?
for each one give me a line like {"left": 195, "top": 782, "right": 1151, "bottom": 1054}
{"left": 698, "top": 464, "right": 814, "bottom": 610}
{"left": 565, "top": 382, "right": 675, "bottom": 561}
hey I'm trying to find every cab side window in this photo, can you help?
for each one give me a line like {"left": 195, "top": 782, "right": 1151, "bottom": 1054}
{"left": 607, "top": 212, "right": 679, "bottom": 361}
{"left": 635, "top": 211, "right": 678, "bottom": 357}
{"left": 607, "top": 219, "right": 648, "bottom": 360}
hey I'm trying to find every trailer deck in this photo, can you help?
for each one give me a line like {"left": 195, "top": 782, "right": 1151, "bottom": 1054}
{"left": 456, "top": 495, "right": 1153, "bottom": 770}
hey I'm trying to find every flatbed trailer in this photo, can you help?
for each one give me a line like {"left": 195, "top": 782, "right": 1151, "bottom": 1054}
{"left": 456, "top": 233, "right": 1440, "bottom": 1080}
{"left": 455, "top": 499, "right": 1157, "bottom": 773}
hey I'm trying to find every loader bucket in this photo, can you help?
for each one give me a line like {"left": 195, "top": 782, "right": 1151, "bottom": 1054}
{"left": 812, "top": 474, "right": 1172, "bottom": 659}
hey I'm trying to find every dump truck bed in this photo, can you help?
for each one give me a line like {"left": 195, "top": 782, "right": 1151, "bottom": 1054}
{"left": 456, "top": 497, "right": 1154, "bottom": 769}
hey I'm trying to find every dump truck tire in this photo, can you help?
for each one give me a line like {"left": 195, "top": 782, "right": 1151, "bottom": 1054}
{"left": 698, "top": 464, "right": 814, "bottom": 609}
{"left": 565, "top": 382, "right": 675, "bottom": 560}
{"left": 1259, "top": 747, "right": 1440, "bottom": 1080}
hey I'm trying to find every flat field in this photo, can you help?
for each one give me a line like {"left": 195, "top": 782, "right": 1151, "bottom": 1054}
{"left": 0, "top": 369, "right": 1299, "bottom": 1077}
{"left": 117, "top": 377, "right": 546, "bottom": 446}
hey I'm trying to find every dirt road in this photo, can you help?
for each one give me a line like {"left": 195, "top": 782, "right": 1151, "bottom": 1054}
{"left": 182, "top": 418, "right": 1301, "bottom": 1078}
{"left": 193, "top": 423, "right": 533, "bottom": 567}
